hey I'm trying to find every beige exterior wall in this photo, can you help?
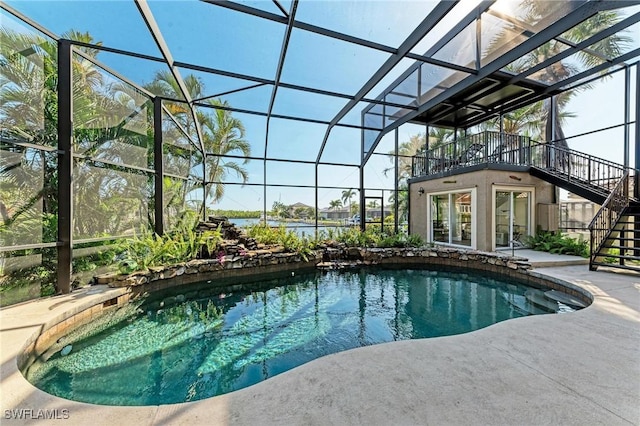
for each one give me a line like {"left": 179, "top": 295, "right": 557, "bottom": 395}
{"left": 410, "top": 169, "right": 555, "bottom": 251}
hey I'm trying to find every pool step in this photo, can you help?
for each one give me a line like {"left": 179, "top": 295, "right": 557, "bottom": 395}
{"left": 525, "top": 289, "right": 559, "bottom": 313}
{"left": 503, "top": 292, "right": 549, "bottom": 315}
{"left": 543, "top": 290, "right": 587, "bottom": 309}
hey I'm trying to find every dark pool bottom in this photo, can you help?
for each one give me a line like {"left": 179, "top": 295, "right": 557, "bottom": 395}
{"left": 25, "top": 268, "right": 575, "bottom": 405}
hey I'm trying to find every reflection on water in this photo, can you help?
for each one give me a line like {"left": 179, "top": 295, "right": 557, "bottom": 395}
{"left": 26, "top": 269, "right": 571, "bottom": 405}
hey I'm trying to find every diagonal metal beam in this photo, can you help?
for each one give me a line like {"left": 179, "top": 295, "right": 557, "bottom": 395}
{"left": 316, "top": 1, "right": 496, "bottom": 164}
{"left": 446, "top": 9, "right": 640, "bottom": 121}
{"left": 135, "top": 0, "right": 206, "bottom": 156}
{"left": 272, "top": 0, "right": 288, "bottom": 18}
{"left": 361, "top": 0, "right": 495, "bottom": 115}
{"left": 192, "top": 83, "right": 268, "bottom": 103}
{"left": 173, "top": 61, "right": 418, "bottom": 109}
{"left": 362, "top": 0, "right": 606, "bottom": 166}
{"left": 264, "top": 0, "right": 298, "bottom": 158}
{"left": 542, "top": 48, "right": 640, "bottom": 94}
{"left": 508, "top": 11, "right": 640, "bottom": 85}
{"left": 201, "top": 0, "right": 473, "bottom": 77}
{"left": 0, "top": 1, "right": 60, "bottom": 41}
{"left": 202, "top": 0, "right": 398, "bottom": 54}
{"left": 314, "top": 0, "right": 460, "bottom": 164}
{"left": 73, "top": 49, "right": 156, "bottom": 99}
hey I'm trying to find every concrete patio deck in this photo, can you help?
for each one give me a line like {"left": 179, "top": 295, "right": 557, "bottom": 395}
{"left": 1, "top": 258, "right": 638, "bottom": 425}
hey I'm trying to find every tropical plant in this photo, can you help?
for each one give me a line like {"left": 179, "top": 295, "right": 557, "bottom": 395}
{"left": 329, "top": 199, "right": 342, "bottom": 210}
{"left": 387, "top": 183, "right": 409, "bottom": 223}
{"left": 144, "top": 73, "right": 251, "bottom": 209}
{"left": 341, "top": 188, "right": 356, "bottom": 216}
{"left": 245, "top": 224, "right": 315, "bottom": 260}
{"left": 330, "top": 227, "right": 382, "bottom": 248}
{"left": 378, "top": 232, "right": 424, "bottom": 248}
{"left": 271, "top": 201, "right": 290, "bottom": 219}
{"left": 199, "top": 99, "right": 250, "bottom": 203}
{"left": 117, "top": 212, "right": 222, "bottom": 273}
{"left": 366, "top": 200, "right": 379, "bottom": 209}
{"left": 492, "top": 4, "right": 631, "bottom": 146}
{"left": 525, "top": 231, "right": 588, "bottom": 257}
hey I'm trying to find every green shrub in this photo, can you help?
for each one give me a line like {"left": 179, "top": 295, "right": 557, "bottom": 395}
{"left": 245, "top": 224, "right": 315, "bottom": 261}
{"left": 318, "top": 227, "right": 423, "bottom": 249}
{"left": 377, "top": 232, "right": 421, "bottom": 248}
{"left": 525, "top": 231, "right": 589, "bottom": 257}
{"left": 333, "top": 227, "right": 382, "bottom": 247}
{"left": 117, "top": 214, "right": 222, "bottom": 273}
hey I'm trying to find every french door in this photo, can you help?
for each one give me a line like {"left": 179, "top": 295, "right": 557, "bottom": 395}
{"left": 495, "top": 190, "right": 531, "bottom": 249}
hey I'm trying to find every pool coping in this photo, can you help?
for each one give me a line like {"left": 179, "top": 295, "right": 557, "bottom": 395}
{"left": 1, "top": 263, "right": 638, "bottom": 425}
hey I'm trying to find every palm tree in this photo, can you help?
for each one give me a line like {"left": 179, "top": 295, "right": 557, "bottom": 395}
{"left": 329, "top": 199, "right": 342, "bottom": 211}
{"left": 383, "top": 133, "right": 425, "bottom": 179}
{"left": 0, "top": 28, "right": 118, "bottom": 239}
{"left": 492, "top": 4, "right": 630, "bottom": 147}
{"left": 199, "top": 99, "right": 250, "bottom": 204}
{"left": 144, "top": 73, "right": 251, "bottom": 210}
{"left": 387, "top": 183, "right": 409, "bottom": 223}
{"left": 341, "top": 188, "right": 356, "bottom": 217}
{"left": 382, "top": 128, "right": 452, "bottom": 221}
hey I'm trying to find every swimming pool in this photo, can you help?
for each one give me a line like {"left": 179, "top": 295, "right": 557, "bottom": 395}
{"left": 24, "top": 268, "right": 576, "bottom": 405}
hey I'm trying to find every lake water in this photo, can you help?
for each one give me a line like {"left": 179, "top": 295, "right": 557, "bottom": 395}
{"left": 228, "top": 218, "right": 345, "bottom": 236}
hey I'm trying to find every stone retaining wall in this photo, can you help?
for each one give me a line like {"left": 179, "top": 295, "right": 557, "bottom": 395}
{"left": 95, "top": 245, "right": 540, "bottom": 293}
{"left": 94, "top": 245, "right": 595, "bottom": 306}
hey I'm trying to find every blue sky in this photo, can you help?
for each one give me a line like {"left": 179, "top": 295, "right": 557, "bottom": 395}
{"left": 2, "top": 0, "right": 638, "bottom": 210}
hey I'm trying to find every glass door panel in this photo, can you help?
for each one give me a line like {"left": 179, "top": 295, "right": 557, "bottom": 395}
{"left": 513, "top": 191, "right": 530, "bottom": 246}
{"left": 495, "top": 191, "right": 510, "bottom": 247}
{"left": 453, "top": 192, "right": 471, "bottom": 246}
{"left": 432, "top": 194, "right": 449, "bottom": 243}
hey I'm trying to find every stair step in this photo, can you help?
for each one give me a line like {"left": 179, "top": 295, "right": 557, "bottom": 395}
{"left": 525, "top": 289, "right": 559, "bottom": 313}
{"left": 502, "top": 293, "right": 549, "bottom": 315}
{"left": 604, "top": 245, "right": 640, "bottom": 251}
{"left": 591, "top": 262, "right": 640, "bottom": 272}
{"left": 544, "top": 290, "right": 587, "bottom": 309}
{"left": 594, "top": 253, "right": 640, "bottom": 261}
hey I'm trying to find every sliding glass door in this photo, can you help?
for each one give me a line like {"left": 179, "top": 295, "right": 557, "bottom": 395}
{"left": 430, "top": 191, "right": 472, "bottom": 246}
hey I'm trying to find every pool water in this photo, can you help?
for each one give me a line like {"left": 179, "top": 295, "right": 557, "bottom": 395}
{"left": 25, "top": 268, "right": 573, "bottom": 405}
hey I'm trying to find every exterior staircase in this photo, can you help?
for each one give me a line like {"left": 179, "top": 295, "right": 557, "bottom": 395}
{"left": 411, "top": 131, "right": 640, "bottom": 272}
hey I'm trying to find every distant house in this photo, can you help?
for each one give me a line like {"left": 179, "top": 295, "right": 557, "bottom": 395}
{"left": 319, "top": 206, "right": 350, "bottom": 220}
{"left": 366, "top": 205, "right": 392, "bottom": 220}
{"left": 287, "top": 202, "right": 314, "bottom": 218}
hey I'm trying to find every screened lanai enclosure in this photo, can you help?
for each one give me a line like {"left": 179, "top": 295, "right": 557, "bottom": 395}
{"left": 1, "top": 0, "right": 639, "bottom": 300}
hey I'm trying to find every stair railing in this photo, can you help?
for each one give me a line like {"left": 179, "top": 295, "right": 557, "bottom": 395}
{"left": 529, "top": 143, "right": 627, "bottom": 191}
{"left": 588, "top": 170, "right": 630, "bottom": 269}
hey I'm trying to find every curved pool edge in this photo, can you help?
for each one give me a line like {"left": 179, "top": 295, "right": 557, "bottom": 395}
{"left": 1, "top": 265, "right": 638, "bottom": 425}
{"left": 15, "top": 257, "right": 592, "bottom": 377}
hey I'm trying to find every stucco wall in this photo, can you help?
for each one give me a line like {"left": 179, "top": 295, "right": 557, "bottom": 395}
{"left": 409, "top": 169, "right": 555, "bottom": 251}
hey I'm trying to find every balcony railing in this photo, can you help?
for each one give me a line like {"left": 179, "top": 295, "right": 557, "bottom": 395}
{"left": 411, "top": 131, "right": 532, "bottom": 177}
{"left": 411, "top": 131, "right": 633, "bottom": 195}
